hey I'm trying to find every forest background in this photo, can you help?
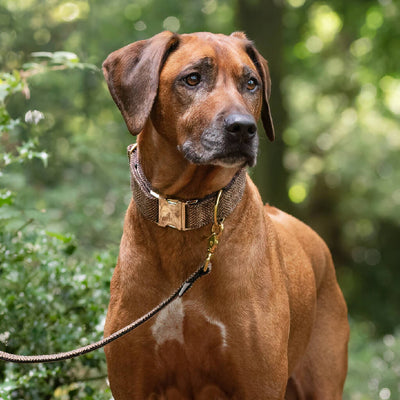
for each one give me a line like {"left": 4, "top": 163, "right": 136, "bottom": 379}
{"left": 1, "top": 0, "right": 399, "bottom": 398}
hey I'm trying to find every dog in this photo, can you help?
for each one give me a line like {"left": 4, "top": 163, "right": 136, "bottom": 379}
{"left": 102, "top": 31, "right": 349, "bottom": 400}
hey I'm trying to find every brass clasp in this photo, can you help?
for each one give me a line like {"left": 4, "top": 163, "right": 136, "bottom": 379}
{"left": 203, "top": 189, "right": 225, "bottom": 272}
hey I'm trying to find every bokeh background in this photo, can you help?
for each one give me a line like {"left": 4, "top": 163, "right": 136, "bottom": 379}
{"left": 1, "top": 0, "right": 399, "bottom": 398}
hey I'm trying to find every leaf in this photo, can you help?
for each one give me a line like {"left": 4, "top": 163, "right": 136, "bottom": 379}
{"left": 30, "top": 51, "right": 81, "bottom": 66}
{"left": 0, "top": 190, "right": 14, "bottom": 207}
{"left": 64, "top": 243, "right": 77, "bottom": 255}
{"left": 45, "top": 231, "right": 73, "bottom": 243}
{"left": 22, "top": 62, "right": 41, "bottom": 70}
{"left": 30, "top": 51, "right": 54, "bottom": 59}
{"left": 0, "top": 83, "right": 8, "bottom": 103}
{"left": 0, "top": 380, "right": 18, "bottom": 393}
{"left": 36, "top": 151, "right": 49, "bottom": 167}
{"left": 52, "top": 51, "right": 80, "bottom": 64}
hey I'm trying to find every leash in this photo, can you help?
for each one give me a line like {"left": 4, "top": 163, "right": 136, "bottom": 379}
{"left": 0, "top": 190, "right": 225, "bottom": 364}
{"left": 0, "top": 264, "right": 210, "bottom": 364}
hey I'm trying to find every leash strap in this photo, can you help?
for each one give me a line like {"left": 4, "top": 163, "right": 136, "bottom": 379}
{"left": 0, "top": 264, "right": 210, "bottom": 364}
{"left": 0, "top": 147, "right": 229, "bottom": 364}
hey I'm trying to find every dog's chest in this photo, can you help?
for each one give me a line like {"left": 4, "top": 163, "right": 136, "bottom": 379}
{"left": 149, "top": 298, "right": 232, "bottom": 398}
{"left": 151, "top": 298, "right": 227, "bottom": 349}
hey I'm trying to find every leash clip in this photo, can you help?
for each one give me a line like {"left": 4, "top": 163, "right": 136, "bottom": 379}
{"left": 202, "top": 190, "right": 225, "bottom": 272}
{"left": 179, "top": 265, "right": 211, "bottom": 297}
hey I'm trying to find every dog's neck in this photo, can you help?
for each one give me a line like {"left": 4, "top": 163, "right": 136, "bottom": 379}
{"left": 128, "top": 141, "right": 247, "bottom": 231}
{"left": 137, "top": 120, "right": 239, "bottom": 200}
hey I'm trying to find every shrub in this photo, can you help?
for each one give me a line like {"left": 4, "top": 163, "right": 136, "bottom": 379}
{"left": 344, "top": 322, "right": 400, "bottom": 400}
{"left": 0, "top": 55, "right": 113, "bottom": 400}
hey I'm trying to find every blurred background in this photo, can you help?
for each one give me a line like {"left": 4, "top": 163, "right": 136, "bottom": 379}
{"left": 0, "top": 0, "right": 399, "bottom": 398}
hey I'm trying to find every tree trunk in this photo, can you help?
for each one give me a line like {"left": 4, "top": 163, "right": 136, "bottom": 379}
{"left": 236, "top": 0, "right": 290, "bottom": 211}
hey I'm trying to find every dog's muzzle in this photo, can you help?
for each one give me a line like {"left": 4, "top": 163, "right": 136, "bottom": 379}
{"left": 181, "top": 113, "right": 259, "bottom": 167}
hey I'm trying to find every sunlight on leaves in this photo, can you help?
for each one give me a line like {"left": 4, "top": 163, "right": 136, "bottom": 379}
{"left": 351, "top": 37, "right": 373, "bottom": 58}
{"left": 50, "top": 1, "right": 90, "bottom": 23}
{"left": 286, "top": 0, "right": 306, "bottom": 8}
{"left": 288, "top": 183, "right": 308, "bottom": 204}
{"left": 163, "top": 16, "right": 181, "bottom": 32}
{"left": 124, "top": 3, "right": 142, "bottom": 21}
{"left": 310, "top": 4, "right": 343, "bottom": 43}
{"left": 380, "top": 76, "right": 400, "bottom": 115}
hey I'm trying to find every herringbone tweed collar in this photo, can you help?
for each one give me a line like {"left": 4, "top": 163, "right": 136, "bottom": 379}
{"left": 127, "top": 143, "right": 246, "bottom": 231}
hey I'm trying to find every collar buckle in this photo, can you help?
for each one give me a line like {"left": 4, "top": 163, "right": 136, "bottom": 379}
{"left": 128, "top": 143, "right": 246, "bottom": 231}
{"left": 156, "top": 195, "right": 187, "bottom": 231}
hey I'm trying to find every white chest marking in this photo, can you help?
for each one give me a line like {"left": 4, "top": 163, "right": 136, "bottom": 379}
{"left": 151, "top": 298, "right": 185, "bottom": 346}
{"left": 205, "top": 315, "right": 228, "bottom": 349}
{"left": 151, "top": 298, "right": 228, "bottom": 349}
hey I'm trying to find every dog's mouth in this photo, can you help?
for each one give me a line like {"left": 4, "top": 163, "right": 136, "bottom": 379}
{"left": 180, "top": 137, "right": 258, "bottom": 168}
{"left": 209, "top": 149, "right": 257, "bottom": 167}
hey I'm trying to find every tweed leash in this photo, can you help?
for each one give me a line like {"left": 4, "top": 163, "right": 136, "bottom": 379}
{"left": 0, "top": 263, "right": 211, "bottom": 364}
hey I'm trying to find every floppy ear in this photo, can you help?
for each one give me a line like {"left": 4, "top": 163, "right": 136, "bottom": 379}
{"left": 245, "top": 43, "right": 275, "bottom": 142}
{"left": 102, "top": 31, "right": 179, "bottom": 135}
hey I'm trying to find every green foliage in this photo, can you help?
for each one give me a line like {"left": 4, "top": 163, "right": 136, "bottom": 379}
{"left": 0, "top": 230, "right": 113, "bottom": 399}
{"left": 26, "top": 51, "right": 99, "bottom": 72}
{"left": 0, "top": 0, "right": 237, "bottom": 251}
{"left": 1, "top": 0, "right": 400, "bottom": 397}
{"left": 282, "top": 0, "right": 400, "bottom": 332}
{"left": 0, "top": 54, "right": 112, "bottom": 399}
{"left": 344, "top": 322, "right": 400, "bottom": 400}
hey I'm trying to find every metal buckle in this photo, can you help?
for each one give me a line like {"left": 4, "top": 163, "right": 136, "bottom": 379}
{"left": 157, "top": 197, "right": 186, "bottom": 230}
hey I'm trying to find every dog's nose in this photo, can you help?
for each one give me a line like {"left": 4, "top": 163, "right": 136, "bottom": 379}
{"left": 225, "top": 114, "right": 257, "bottom": 141}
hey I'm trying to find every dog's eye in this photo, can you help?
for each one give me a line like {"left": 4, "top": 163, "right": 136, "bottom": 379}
{"left": 184, "top": 73, "right": 201, "bottom": 87}
{"left": 246, "top": 78, "right": 258, "bottom": 91}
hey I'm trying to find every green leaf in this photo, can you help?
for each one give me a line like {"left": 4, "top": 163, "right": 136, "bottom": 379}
{"left": 45, "top": 231, "right": 73, "bottom": 243}
{"left": 21, "top": 62, "right": 41, "bottom": 70}
{"left": 52, "top": 51, "right": 80, "bottom": 64}
{"left": 30, "top": 51, "right": 54, "bottom": 59}
{"left": 0, "top": 190, "right": 14, "bottom": 207}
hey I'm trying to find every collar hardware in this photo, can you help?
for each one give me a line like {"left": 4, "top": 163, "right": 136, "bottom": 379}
{"left": 127, "top": 143, "right": 246, "bottom": 231}
{"left": 158, "top": 196, "right": 187, "bottom": 230}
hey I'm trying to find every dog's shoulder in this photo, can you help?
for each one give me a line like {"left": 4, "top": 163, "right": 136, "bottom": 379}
{"left": 264, "top": 205, "right": 334, "bottom": 289}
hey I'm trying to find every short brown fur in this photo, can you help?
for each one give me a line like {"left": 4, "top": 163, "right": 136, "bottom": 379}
{"left": 103, "top": 31, "right": 349, "bottom": 399}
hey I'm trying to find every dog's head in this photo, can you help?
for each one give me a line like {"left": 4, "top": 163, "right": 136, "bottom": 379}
{"left": 103, "top": 31, "right": 274, "bottom": 168}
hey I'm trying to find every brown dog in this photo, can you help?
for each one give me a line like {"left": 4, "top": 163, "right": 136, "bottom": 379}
{"left": 102, "top": 31, "right": 349, "bottom": 400}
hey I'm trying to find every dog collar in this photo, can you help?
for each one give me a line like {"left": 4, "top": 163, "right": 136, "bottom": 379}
{"left": 127, "top": 143, "right": 247, "bottom": 231}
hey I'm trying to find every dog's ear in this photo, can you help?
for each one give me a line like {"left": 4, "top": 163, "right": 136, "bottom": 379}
{"left": 230, "top": 31, "right": 248, "bottom": 41}
{"left": 245, "top": 44, "right": 275, "bottom": 142}
{"left": 103, "top": 31, "right": 179, "bottom": 135}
